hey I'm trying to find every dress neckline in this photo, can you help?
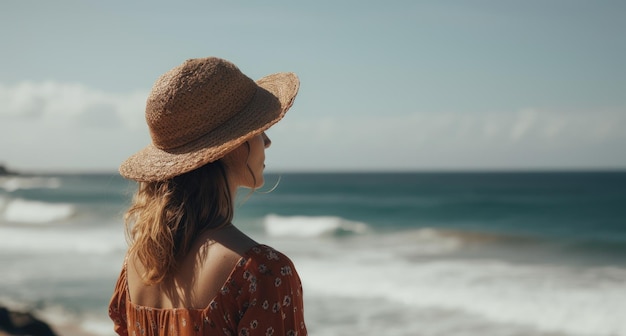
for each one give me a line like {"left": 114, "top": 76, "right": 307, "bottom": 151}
{"left": 124, "top": 244, "right": 268, "bottom": 312}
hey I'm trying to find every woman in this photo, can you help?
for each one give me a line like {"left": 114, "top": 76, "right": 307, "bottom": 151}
{"left": 109, "top": 57, "right": 306, "bottom": 335}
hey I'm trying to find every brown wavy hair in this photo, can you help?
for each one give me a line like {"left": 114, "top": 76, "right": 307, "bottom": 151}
{"left": 125, "top": 160, "right": 233, "bottom": 285}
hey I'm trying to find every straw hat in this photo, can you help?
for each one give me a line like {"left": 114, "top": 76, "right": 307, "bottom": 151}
{"left": 119, "top": 57, "right": 299, "bottom": 182}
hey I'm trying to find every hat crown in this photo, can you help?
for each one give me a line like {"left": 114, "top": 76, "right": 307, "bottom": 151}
{"left": 146, "top": 57, "right": 257, "bottom": 150}
{"left": 119, "top": 56, "right": 299, "bottom": 182}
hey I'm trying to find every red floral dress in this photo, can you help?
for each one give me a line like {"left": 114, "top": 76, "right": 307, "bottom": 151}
{"left": 109, "top": 245, "right": 307, "bottom": 336}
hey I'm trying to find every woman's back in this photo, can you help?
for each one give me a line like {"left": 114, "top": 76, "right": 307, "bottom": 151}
{"left": 126, "top": 226, "right": 257, "bottom": 310}
{"left": 110, "top": 229, "right": 306, "bottom": 335}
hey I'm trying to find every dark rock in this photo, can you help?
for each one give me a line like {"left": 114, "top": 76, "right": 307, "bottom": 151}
{"left": 0, "top": 307, "right": 57, "bottom": 336}
{"left": 0, "top": 165, "right": 16, "bottom": 176}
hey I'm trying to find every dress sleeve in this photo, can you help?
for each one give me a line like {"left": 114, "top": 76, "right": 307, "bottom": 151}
{"left": 108, "top": 265, "right": 129, "bottom": 336}
{"left": 236, "top": 245, "right": 307, "bottom": 336}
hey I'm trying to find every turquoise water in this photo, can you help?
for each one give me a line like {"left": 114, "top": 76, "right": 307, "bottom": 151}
{"left": 1, "top": 172, "right": 625, "bottom": 335}
{"left": 244, "top": 172, "right": 626, "bottom": 266}
{"left": 251, "top": 172, "right": 626, "bottom": 237}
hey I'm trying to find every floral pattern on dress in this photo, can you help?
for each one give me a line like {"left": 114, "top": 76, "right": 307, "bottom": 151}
{"left": 108, "top": 244, "right": 306, "bottom": 336}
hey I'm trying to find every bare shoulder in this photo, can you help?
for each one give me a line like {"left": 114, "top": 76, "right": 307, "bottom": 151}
{"left": 192, "top": 225, "right": 259, "bottom": 298}
{"left": 199, "top": 224, "right": 259, "bottom": 257}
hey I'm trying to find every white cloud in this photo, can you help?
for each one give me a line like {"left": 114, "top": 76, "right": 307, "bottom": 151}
{"left": 0, "top": 81, "right": 147, "bottom": 129}
{"left": 0, "top": 81, "right": 149, "bottom": 171}
{"left": 1, "top": 80, "right": 625, "bottom": 172}
{"left": 270, "top": 107, "right": 626, "bottom": 171}
{"left": 280, "top": 107, "right": 625, "bottom": 147}
{"left": 510, "top": 109, "right": 538, "bottom": 141}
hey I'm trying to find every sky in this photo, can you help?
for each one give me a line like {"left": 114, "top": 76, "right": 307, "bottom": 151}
{"left": 1, "top": 0, "right": 625, "bottom": 173}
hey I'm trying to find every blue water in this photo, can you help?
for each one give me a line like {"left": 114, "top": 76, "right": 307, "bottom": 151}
{"left": 245, "top": 172, "right": 626, "bottom": 264}
{"left": 1, "top": 172, "right": 625, "bottom": 335}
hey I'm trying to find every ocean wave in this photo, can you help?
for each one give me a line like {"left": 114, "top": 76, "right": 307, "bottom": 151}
{"left": 37, "top": 305, "right": 115, "bottom": 336}
{"left": 0, "top": 176, "right": 61, "bottom": 192}
{"left": 1, "top": 198, "right": 75, "bottom": 224}
{"left": 298, "top": 253, "right": 626, "bottom": 336}
{"left": 383, "top": 228, "right": 464, "bottom": 256}
{"left": 264, "top": 214, "right": 369, "bottom": 238}
{"left": 0, "top": 226, "right": 125, "bottom": 254}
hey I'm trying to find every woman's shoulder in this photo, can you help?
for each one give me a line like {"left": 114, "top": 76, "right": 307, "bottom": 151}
{"left": 197, "top": 227, "right": 297, "bottom": 275}
{"left": 200, "top": 225, "right": 258, "bottom": 256}
{"left": 244, "top": 244, "right": 293, "bottom": 263}
{"left": 239, "top": 244, "right": 299, "bottom": 282}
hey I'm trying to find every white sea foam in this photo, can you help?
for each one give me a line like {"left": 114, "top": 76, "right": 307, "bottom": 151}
{"left": 79, "top": 317, "right": 118, "bottom": 336}
{"left": 0, "top": 176, "right": 61, "bottom": 192}
{"left": 0, "top": 225, "right": 126, "bottom": 255}
{"left": 382, "top": 228, "right": 464, "bottom": 255}
{"left": 36, "top": 306, "right": 114, "bottom": 336}
{"left": 2, "top": 198, "right": 75, "bottom": 224}
{"left": 294, "top": 246, "right": 626, "bottom": 336}
{"left": 264, "top": 214, "right": 369, "bottom": 238}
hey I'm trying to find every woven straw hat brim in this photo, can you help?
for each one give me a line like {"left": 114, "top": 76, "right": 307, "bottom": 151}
{"left": 119, "top": 72, "right": 299, "bottom": 182}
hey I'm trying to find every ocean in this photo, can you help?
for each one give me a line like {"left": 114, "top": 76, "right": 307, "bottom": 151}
{"left": 1, "top": 172, "right": 625, "bottom": 336}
